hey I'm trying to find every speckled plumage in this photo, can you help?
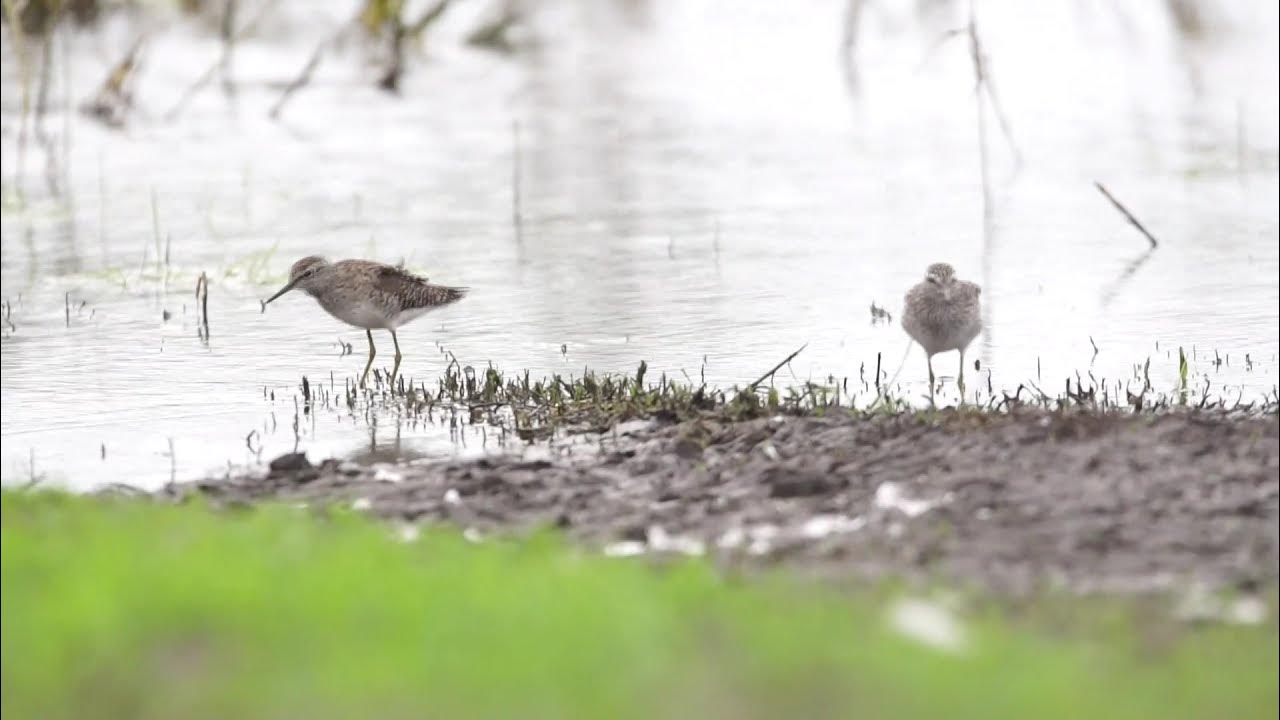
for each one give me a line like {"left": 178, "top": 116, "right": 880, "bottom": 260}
{"left": 902, "top": 262, "right": 981, "bottom": 391}
{"left": 289, "top": 257, "right": 466, "bottom": 330}
{"left": 264, "top": 256, "right": 466, "bottom": 387}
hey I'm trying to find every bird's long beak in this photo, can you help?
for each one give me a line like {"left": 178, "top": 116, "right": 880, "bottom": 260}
{"left": 263, "top": 278, "right": 300, "bottom": 306}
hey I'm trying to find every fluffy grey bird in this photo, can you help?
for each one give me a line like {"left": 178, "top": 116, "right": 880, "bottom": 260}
{"left": 263, "top": 256, "right": 467, "bottom": 387}
{"left": 902, "top": 262, "right": 981, "bottom": 392}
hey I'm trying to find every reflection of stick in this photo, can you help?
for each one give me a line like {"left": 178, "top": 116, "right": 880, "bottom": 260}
{"left": 839, "top": 0, "right": 865, "bottom": 91}
{"left": 467, "top": 0, "right": 520, "bottom": 51}
{"left": 219, "top": 0, "right": 238, "bottom": 91}
{"left": 82, "top": 36, "right": 145, "bottom": 128}
{"left": 512, "top": 120, "right": 523, "bottom": 243}
{"left": 1100, "top": 247, "right": 1156, "bottom": 307}
{"left": 166, "top": 1, "right": 275, "bottom": 120}
{"left": 1094, "top": 182, "right": 1160, "bottom": 248}
{"left": 270, "top": 34, "right": 333, "bottom": 120}
{"left": 966, "top": 3, "right": 1020, "bottom": 165}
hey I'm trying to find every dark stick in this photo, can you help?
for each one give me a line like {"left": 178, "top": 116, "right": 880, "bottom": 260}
{"left": 748, "top": 343, "right": 808, "bottom": 390}
{"left": 1094, "top": 182, "right": 1160, "bottom": 248}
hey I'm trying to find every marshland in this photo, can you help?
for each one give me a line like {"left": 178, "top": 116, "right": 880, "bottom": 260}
{"left": 2, "top": 1, "right": 1279, "bottom": 718}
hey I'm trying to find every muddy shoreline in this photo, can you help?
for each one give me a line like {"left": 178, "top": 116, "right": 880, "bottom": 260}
{"left": 158, "top": 408, "right": 1280, "bottom": 596}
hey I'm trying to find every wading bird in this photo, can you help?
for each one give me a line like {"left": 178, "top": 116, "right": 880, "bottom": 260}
{"left": 902, "top": 262, "right": 981, "bottom": 393}
{"left": 262, "top": 256, "right": 467, "bottom": 388}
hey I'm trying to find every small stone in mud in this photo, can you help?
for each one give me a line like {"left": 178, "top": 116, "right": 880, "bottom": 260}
{"left": 269, "top": 452, "right": 311, "bottom": 474}
{"left": 673, "top": 438, "right": 702, "bottom": 459}
{"left": 764, "top": 466, "right": 846, "bottom": 498}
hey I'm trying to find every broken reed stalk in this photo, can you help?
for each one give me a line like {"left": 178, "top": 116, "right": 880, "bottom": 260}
{"left": 748, "top": 344, "right": 808, "bottom": 391}
{"left": 1094, "top": 182, "right": 1160, "bottom": 248}
{"left": 195, "top": 272, "right": 210, "bottom": 341}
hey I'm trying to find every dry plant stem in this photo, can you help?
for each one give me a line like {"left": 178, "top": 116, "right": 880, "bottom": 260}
{"left": 749, "top": 344, "right": 808, "bottom": 391}
{"left": 1094, "top": 182, "right": 1161, "bottom": 248}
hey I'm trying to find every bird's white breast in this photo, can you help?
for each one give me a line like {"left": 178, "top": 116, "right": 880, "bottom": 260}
{"left": 324, "top": 299, "right": 393, "bottom": 330}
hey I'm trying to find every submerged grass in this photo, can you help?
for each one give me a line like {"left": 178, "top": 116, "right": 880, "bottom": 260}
{"left": 2, "top": 491, "right": 1277, "bottom": 720}
{"left": 288, "top": 348, "right": 1278, "bottom": 445}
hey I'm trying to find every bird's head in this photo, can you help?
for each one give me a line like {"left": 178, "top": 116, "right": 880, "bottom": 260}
{"left": 264, "top": 256, "right": 329, "bottom": 306}
{"left": 925, "top": 262, "right": 957, "bottom": 287}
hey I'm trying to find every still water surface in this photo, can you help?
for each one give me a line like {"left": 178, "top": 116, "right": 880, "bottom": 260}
{"left": 2, "top": 0, "right": 1277, "bottom": 488}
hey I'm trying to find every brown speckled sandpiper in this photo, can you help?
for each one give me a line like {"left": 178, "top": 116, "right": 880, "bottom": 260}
{"left": 902, "top": 262, "right": 981, "bottom": 392}
{"left": 263, "top": 256, "right": 467, "bottom": 387}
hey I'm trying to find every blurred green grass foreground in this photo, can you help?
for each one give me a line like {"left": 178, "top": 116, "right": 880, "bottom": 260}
{"left": 2, "top": 491, "right": 1276, "bottom": 720}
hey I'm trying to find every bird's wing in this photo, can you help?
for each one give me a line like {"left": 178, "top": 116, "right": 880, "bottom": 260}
{"left": 375, "top": 265, "right": 468, "bottom": 310}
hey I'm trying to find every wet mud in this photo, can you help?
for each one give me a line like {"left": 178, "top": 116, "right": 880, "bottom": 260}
{"left": 160, "top": 408, "right": 1280, "bottom": 595}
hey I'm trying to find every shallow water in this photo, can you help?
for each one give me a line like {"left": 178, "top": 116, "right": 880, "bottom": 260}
{"left": 2, "top": 0, "right": 1278, "bottom": 489}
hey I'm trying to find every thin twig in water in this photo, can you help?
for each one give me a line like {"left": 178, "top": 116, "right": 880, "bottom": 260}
{"left": 1094, "top": 182, "right": 1160, "bottom": 248}
{"left": 748, "top": 344, "right": 808, "bottom": 391}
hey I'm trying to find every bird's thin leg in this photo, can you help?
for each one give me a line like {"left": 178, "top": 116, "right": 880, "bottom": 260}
{"left": 958, "top": 349, "right": 967, "bottom": 402}
{"left": 927, "top": 355, "right": 936, "bottom": 404}
{"left": 389, "top": 329, "right": 403, "bottom": 387}
{"left": 360, "top": 328, "right": 377, "bottom": 389}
